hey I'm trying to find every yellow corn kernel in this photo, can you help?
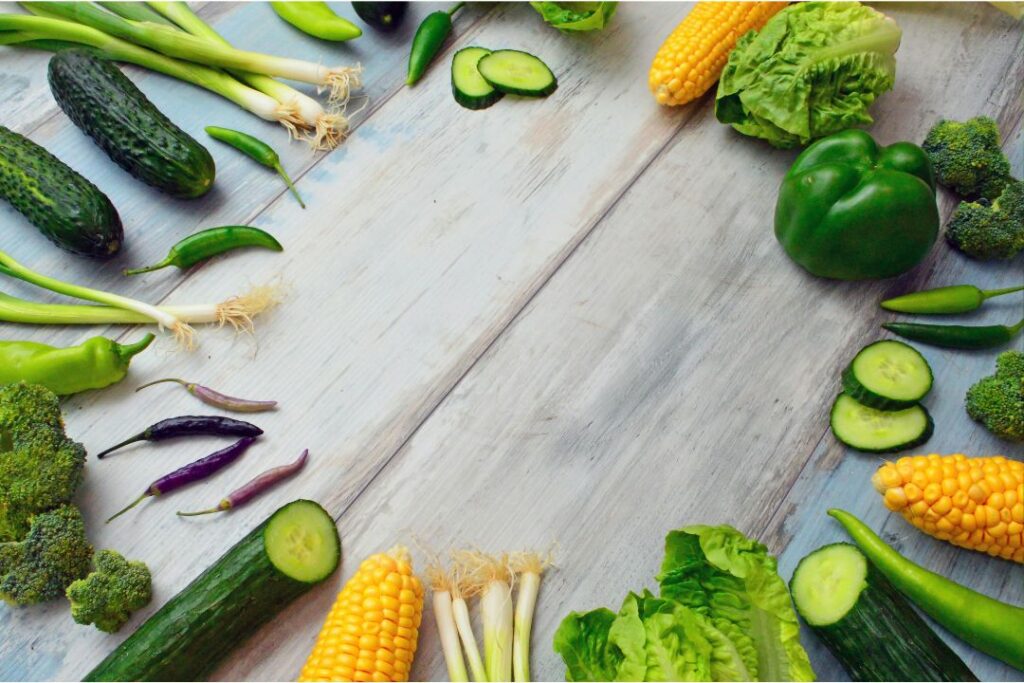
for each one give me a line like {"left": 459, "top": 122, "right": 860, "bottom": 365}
{"left": 649, "top": 2, "right": 787, "bottom": 106}
{"left": 300, "top": 546, "right": 424, "bottom": 682}
{"left": 872, "top": 454, "right": 1024, "bottom": 563}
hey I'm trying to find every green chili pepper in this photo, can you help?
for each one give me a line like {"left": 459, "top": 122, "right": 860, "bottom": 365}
{"left": 0, "top": 333, "right": 154, "bottom": 395}
{"left": 883, "top": 318, "right": 1024, "bottom": 350}
{"left": 124, "top": 226, "right": 283, "bottom": 276}
{"left": 881, "top": 284, "right": 1024, "bottom": 315}
{"left": 205, "top": 126, "right": 305, "bottom": 208}
{"left": 406, "top": 2, "right": 464, "bottom": 85}
{"left": 269, "top": 1, "right": 362, "bottom": 41}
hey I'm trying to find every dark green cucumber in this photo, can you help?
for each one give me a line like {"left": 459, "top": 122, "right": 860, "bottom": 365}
{"left": 48, "top": 49, "right": 215, "bottom": 199}
{"left": 841, "top": 340, "right": 933, "bottom": 410}
{"left": 351, "top": 1, "right": 407, "bottom": 31}
{"left": 0, "top": 125, "right": 123, "bottom": 258}
{"left": 830, "top": 393, "right": 933, "bottom": 453}
{"left": 84, "top": 500, "right": 340, "bottom": 682}
{"left": 791, "top": 543, "right": 977, "bottom": 682}
{"left": 452, "top": 47, "right": 503, "bottom": 110}
{"left": 476, "top": 49, "right": 557, "bottom": 97}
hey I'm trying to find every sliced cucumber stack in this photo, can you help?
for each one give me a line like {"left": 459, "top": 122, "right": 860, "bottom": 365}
{"left": 477, "top": 49, "right": 557, "bottom": 97}
{"left": 452, "top": 47, "right": 503, "bottom": 110}
{"left": 842, "top": 340, "right": 932, "bottom": 410}
{"left": 830, "top": 394, "right": 933, "bottom": 453}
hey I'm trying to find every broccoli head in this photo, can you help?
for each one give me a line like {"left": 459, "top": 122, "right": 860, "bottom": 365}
{"left": 923, "top": 116, "right": 1014, "bottom": 199}
{"left": 966, "top": 350, "right": 1024, "bottom": 443}
{"left": 0, "top": 383, "right": 86, "bottom": 542}
{"left": 0, "top": 505, "right": 93, "bottom": 605}
{"left": 945, "top": 180, "right": 1024, "bottom": 260}
{"left": 66, "top": 549, "right": 152, "bottom": 633}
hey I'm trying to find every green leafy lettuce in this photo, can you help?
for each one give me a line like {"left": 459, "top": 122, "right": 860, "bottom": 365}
{"left": 552, "top": 526, "right": 814, "bottom": 682}
{"left": 530, "top": 2, "right": 617, "bottom": 31}
{"left": 715, "top": 2, "right": 901, "bottom": 149}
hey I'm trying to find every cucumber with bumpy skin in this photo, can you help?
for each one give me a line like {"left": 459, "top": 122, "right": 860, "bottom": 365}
{"left": 452, "top": 47, "right": 503, "bottom": 110}
{"left": 477, "top": 49, "right": 557, "bottom": 97}
{"left": 0, "top": 125, "right": 123, "bottom": 258}
{"left": 842, "top": 340, "right": 933, "bottom": 410}
{"left": 791, "top": 543, "right": 977, "bottom": 682}
{"left": 48, "top": 49, "right": 215, "bottom": 199}
{"left": 830, "top": 393, "right": 933, "bottom": 453}
{"left": 84, "top": 500, "right": 340, "bottom": 682}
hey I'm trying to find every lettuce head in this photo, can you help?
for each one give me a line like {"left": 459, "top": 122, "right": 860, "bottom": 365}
{"left": 715, "top": 2, "right": 901, "bottom": 148}
{"left": 530, "top": 2, "right": 618, "bottom": 31}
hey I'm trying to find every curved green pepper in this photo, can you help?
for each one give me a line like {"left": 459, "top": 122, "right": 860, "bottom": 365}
{"left": 0, "top": 333, "right": 154, "bottom": 395}
{"left": 774, "top": 129, "right": 940, "bottom": 280}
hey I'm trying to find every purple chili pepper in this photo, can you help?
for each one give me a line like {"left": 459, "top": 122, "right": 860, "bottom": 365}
{"left": 105, "top": 436, "right": 258, "bottom": 523}
{"left": 136, "top": 378, "right": 277, "bottom": 413}
{"left": 177, "top": 449, "right": 310, "bottom": 517}
{"left": 96, "top": 416, "right": 263, "bottom": 458}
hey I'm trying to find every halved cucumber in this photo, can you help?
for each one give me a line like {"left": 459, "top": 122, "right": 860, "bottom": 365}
{"left": 452, "top": 47, "right": 503, "bottom": 110}
{"left": 842, "top": 340, "right": 933, "bottom": 410}
{"left": 477, "top": 49, "right": 557, "bottom": 97}
{"left": 830, "top": 393, "right": 933, "bottom": 453}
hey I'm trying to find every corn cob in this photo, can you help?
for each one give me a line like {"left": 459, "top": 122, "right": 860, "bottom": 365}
{"left": 300, "top": 546, "right": 424, "bottom": 682}
{"left": 649, "top": 2, "right": 787, "bottom": 107}
{"left": 872, "top": 453, "right": 1024, "bottom": 563}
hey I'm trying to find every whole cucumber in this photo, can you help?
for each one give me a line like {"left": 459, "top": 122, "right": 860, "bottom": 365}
{"left": 48, "top": 50, "right": 215, "bottom": 199}
{"left": 0, "top": 125, "right": 123, "bottom": 258}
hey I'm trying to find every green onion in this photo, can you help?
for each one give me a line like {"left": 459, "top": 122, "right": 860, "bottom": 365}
{"left": 510, "top": 552, "right": 548, "bottom": 682}
{"left": 457, "top": 551, "right": 514, "bottom": 683}
{"left": 427, "top": 565, "right": 470, "bottom": 683}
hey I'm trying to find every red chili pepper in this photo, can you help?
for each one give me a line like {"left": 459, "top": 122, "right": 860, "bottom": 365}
{"left": 177, "top": 449, "right": 309, "bottom": 517}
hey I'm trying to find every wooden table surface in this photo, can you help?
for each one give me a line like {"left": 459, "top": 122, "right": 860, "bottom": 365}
{"left": 1, "top": 2, "right": 1022, "bottom": 681}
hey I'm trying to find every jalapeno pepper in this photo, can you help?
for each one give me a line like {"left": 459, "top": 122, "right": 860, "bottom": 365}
{"left": 883, "top": 318, "right": 1024, "bottom": 350}
{"left": 0, "top": 333, "right": 154, "bottom": 395}
{"left": 406, "top": 2, "right": 465, "bottom": 85}
{"left": 881, "top": 284, "right": 1024, "bottom": 315}
{"left": 124, "top": 226, "right": 283, "bottom": 276}
{"left": 205, "top": 126, "right": 305, "bottom": 208}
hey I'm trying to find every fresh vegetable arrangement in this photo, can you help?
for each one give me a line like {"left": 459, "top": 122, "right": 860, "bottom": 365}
{"left": 0, "top": 334, "right": 153, "bottom": 395}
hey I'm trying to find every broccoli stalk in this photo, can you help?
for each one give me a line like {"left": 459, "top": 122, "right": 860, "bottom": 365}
{"left": 0, "top": 505, "right": 93, "bottom": 605}
{"left": 66, "top": 550, "right": 152, "bottom": 633}
{"left": 923, "top": 116, "right": 1015, "bottom": 199}
{"left": 966, "top": 351, "right": 1024, "bottom": 443}
{"left": 946, "top": 180, "right": 1024, "bottom": 260}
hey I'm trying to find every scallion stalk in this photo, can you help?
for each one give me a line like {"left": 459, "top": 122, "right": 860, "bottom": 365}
{"left": 457, "top": 551, "right": 514, "bottom": 683}
{"left": 510, "top": 553, "right": 549, "bottom": 683}
{"left": 427, "top": 565, "right": 470, "bottom": 683}
{"left": 451, "top": 568, "right": 488, "bottom": 683}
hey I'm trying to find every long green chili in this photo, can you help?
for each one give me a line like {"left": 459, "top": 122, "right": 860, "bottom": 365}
{"left": 881, "top": 284, "right": 1024, "bottom": 315}
{"left": 269, "top": 1, "right": 362, "bottom": 41}
{"left": 883, "top": 318, "right": 1024, "bottom": 349}
{"left": 0, "top": 334, "right": 154, "bottom": 395}
{"left": 205, "top": 126, "right": 305, "bottom": 208}
{"left": 124, "top": 226, "right": 283, "bottom": 276}
{"left": 407, "top": 2, "right": 464, "bottom": 85}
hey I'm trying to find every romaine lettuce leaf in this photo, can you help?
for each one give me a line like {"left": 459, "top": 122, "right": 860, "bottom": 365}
{"left": 530, "top": 2, "right": 618, "bottom": 31}
{"left": 715, "top": 2, "right": 901, "bottom": 148}
{"left": 553, "top": 604, "right": 642, "bottom": 681}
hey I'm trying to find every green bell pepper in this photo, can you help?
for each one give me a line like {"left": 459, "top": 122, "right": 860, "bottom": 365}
{"left": 774, "top": 129, "right": 940, "bottom": 280}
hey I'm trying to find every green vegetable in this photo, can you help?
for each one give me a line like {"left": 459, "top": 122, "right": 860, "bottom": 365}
{"left": 0, "top": 505, "right": 93, "bottom": 606}
{"left": 945, "top": 179, "right": 1024, "bottom": 260}
{"left": 451, "top": 47, "right": 502, "bottom": 110}
{"left": 407, "top": 2, "right": 464, "bottom": 86}
{"left": 0, "top": 124, "right": 123, "bottom": 258}
{"left": 829, "top": 508, "right": 1024, "bottom": 671}
{"left": 66, "top": 549, "right": 152, "bottom": 633}
{"left": 966, "top": 350, "right": 1023, "bottom": 442}
{"left": 790, "top": 543, "right": 977, "bottom": 682}
{"left": 477, "top": 50, "right": 558, "bottom": 98}
{"left": 205, "top": 127, "right": 304, "bottom": 208}
{"left": 841, "top": 340, "right": 932, "bottom": 410}
{"left": 829, "top": 393, "right": 934, "bottom": 453}
{"left": 351, "top": 2, "right": 407, "bottom": 32}
{"left": 0, "top": 383, "right": 86, "bottom": 543}
{"left": 553, "top": 525, "right": 814, "bottom": 681}
{"left": 96, "top": 2, "right": 175, "bottom": 25}
{"left": 84, "top": 499, "right": 341, "bottom": 682}
{"left": 775, "top": 129, "right": 939, "bottom": 280}
{"left": 48, "top": 49, "right": 216, "bottom": 199}
{"left": 715, "top": 2, "right": 901, "bottom": 148}
{"left": 270, "top": 1, "right": 362, "bottom": 41}
{"left": 529, "top": 2, "right": 617, "bottom": 31}
{"left": 883, "top": 318, "right": 1024, "bottom": 350}
{"left": 881, "top": 283, "right": 1024, "bottom": 314}
{"left": 922, "top": 117, "right": 1014, "bottom": 199}
{"left": 124, "top": 225, "right": 283, "bottom": 276}
{"left": 0, "top": 334, "right": 154, "bottom": 395}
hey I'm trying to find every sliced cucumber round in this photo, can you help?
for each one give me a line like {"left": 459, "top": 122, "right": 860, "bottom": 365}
{"left": 477, "top": 49, "right": 557, "bottom": 97}
{"left": 452, "top": 47, "right": 503, "bottom": 110}
{"left": 791, "top": 543, "right": 868, "bottom": 627}
{"left": 264, "top": 499, "right": 341, "bottom": 583}
{"left": 830, "top": 393, "right": 933, "bottom": 453}
{"left": 842, "top": 340, "right": 933, "bottom": 410}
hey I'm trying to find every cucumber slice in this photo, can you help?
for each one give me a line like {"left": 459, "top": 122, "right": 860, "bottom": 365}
{"left": 830, "top": 393, "right": 933, "bottom": 453}
{"left": 842, "top": 340, "right": 932, "bottom": 410}
{"left": 791, "top": 543, "right": 978, "bottom": 682}
{"left": 476, "top": 49, "right": 557, "bottom": 97}
{"left": 452, "top": 47, "right": 503, "bottom": 110}
{"left": 264, "top": 498, "right": 341, "bottom": 583}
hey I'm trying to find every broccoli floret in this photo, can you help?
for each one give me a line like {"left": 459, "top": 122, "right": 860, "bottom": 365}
{"left": 0, "top": 505, "right": 93, "bottom": 605}
{"left": 966, "top": 351, "right": 1024, "bottom": 443}
{"left": 66, "top": 549, "right": 152, "bottom": 633}
{"left": 0, "top": 383, "right": 86, "bottom": 542}
{"left": 945, "top": 180, "right": 1024, "bottom": 260}
{"left": 923, "top": 117, "right": 1014, "bottom": 199}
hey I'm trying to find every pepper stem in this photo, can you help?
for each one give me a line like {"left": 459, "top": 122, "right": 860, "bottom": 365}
{"left": 123, "top": 256, "right": 175, "bottom": 276}
{"left": 96, "top": 433, "right": 147, "bottom": 459}
{"left": 982, "top": 284, "right": 1024, "bottom": 299}
{"left": 273, "top": 161, "right": 306, "bottom": 209}
{"left": 116, "top": 333, "right": 155, "bottom": 362}
{"left": 447, "top": 1, "right": 465, "bottom": 15}
{"left": 1009, "top": 317, "right": 1024, "bottom": 336}
{"left": 106, "top": 492, "right": 151, "bottom": 523}
{"left": 176, "top": 507, "right": 226, "bottom": 517}
{"left": 135, "top": 377, "right": 192, "bottom": 393}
